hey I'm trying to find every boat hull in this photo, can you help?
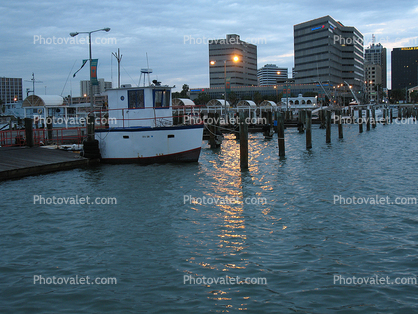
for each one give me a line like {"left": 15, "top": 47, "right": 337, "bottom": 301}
{"left": 95, "top": 124, "right": 204, "bottom": 164}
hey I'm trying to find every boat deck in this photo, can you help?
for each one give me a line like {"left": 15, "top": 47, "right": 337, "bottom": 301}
{"left": 0, "top": 146, "right": 91, "bottom": 181}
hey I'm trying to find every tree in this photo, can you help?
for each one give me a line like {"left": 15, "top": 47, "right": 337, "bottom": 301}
{"left": 172, "top": 91, "right": 181, "bottom": 99}
{"left": 180, "top": 84, "right": 190, "bottom": 98}
{"left": 410, "top": 91, "right": 418, "bottom": 103}
{"left": 195, "top": 92, "right": 211, "bottom": 106}
{"left": 252, "top": 92, "right": 263, "bottom": 105}
{"left": 228, "top": 91, "right": 237, "bottom": 106}
{"left": 303, "top": 91, "right": 318, "bottom": 97}
{"left": 389, "top": 89, "right": 404, "bottom": 104}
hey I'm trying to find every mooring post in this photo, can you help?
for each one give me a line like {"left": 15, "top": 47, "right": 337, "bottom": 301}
{"left": 372, "top": 108, "right": 376, "bottom": 128}
{"left": 383, "top": 109, "right": 387, "bottom": 125}
{"left": 338, "top": 110, "right": 343, "bottom": 138}
{"left": 398, "top": 106, "right": 402, "bottom": 120}
{"left": 390, "top": 108, "right": 393, "bottom": 124}
{"left": 359, "top": 108, "right": 363, "bottom": 133}
{"left": 239, "top": 111, "right": 248, "bottom": 169}
{"left": 366, "top": 108, "right": 370, "bottom": 131}
{"left": 208, "top": 113, "right": 216, "bottom": 149}
{"left": 24, "top": 118, "right": 34, "bottom": 147}
{"left": 47, "top": 116, "right": 53, "bottom": 142}
{"left": 306, "top": 110, "right": 312, "bottom": 149}
{"left": 278, "top": 111, "right": 285, "bottom": 157}
{"left": 326, "top": 110, "right": 331, "bottom": 143}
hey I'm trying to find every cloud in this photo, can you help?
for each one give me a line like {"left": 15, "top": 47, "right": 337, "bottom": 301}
{"left": 0, "top": 0, "right": 417, "bottom": 95}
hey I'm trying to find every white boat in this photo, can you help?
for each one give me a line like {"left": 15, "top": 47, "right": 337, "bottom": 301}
{"left": 94, "top": 84, "right": 204, "bottom": 163}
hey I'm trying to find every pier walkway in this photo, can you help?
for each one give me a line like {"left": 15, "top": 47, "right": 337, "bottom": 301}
{"left": 0, "top": 147, "right": 90, "bottom": 181}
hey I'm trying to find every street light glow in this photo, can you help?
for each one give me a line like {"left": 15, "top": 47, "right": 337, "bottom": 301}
{"left": 233, "top": 56, "right": 239, "bottom": 62}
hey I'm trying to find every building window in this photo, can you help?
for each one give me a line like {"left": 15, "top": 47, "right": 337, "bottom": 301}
{"left": 153, "top": 90, "right": 170, "bottom": 108}
{"left": 128, "top": 90, "right": 145, "bottom": 109}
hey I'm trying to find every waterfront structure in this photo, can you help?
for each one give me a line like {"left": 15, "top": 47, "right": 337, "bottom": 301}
{"left": 0, "top": 77, "right": 23, "bottom": 104}
{"left": 365, "top": 42, "right": 387, "bottom": 89}
{"left": 190, "top": 83, "right": 325, "bottom": 104}
{"left": 391, "top": 47, "right": 418, "bottom": 90}
{"left": 209, "top": 34, "right": 257, "bottom": 88}
{"left": 293, "top": 16, "right": 364, "bottom": 93}
{"left": 80, "top": 79, "right": 112, "bottom": 96}
{"left": 365, "top": 63, "right": 382, "bottom": 103}
{"left": 257, "top": 65, "right": 288, "bottom": 85}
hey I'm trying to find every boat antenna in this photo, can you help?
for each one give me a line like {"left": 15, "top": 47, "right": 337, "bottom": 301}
{"left": 139, "top": 53, "right": 153, "bottom": 87}
{"left": 112, "top": 48, "right": 122, "bottom": 88}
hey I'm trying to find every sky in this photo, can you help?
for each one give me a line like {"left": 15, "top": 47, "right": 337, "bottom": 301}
{"left": 1, "top": 0, "right": 418, "bottom": 98}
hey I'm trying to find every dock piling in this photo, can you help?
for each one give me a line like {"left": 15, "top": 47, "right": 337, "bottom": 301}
{"left": 326, "top": 110, "right": 331, "bottom": 143}
{"left": 239, "top": 112, "right": 249, "bottom": 169}
{"left": 306, "top": 110, "right": 312, "bottom": 149}
{"left": 278, "top": 111, "right": 285, "bottom": 157}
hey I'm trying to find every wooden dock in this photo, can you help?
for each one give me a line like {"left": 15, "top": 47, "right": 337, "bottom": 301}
{"left": 0, "top": 147, "right": 91, "bottom": 181}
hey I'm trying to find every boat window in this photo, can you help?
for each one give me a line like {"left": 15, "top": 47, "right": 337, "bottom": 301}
{"left": 128, "top": 90, "right": 145, "bottom": 109}
{"left": 154, "top": 90, "right": 170, "bottom": 108}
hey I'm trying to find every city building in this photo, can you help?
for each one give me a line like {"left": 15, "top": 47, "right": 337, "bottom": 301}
{"left": 365, "top": 63, "right": 382, "bottom": 103}
{"left": 365, "top": 42, "right": 387, "bottom": 89}
{"left": 257, "top": 64, "right": 288, "bottom": 85}
{"left": 80, "top": 79, "right": 112, "bottom": 96}
{"left": 391, "top": 47, "right": 418, "bottom": 90}
{"left": 209, "top": 34, "right": 257, "bottom": 88}
{"left": 293, "top": 16, "right": 364, "bottom": 94}
{"left": 0, "top": 77, "right": 23, "bottom": 104}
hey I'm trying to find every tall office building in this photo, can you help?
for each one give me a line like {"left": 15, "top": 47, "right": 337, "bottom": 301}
{"left": 257, "top": 64, "right": 288, "bottom": 85}
{"left": 209, "top": 34, "right": 257, "bottom": 88}
{"left": 0, "top": 77, "right": 23, "bottom": 103}
{"left": 391, "top": 47, "right": 418, "bottom": 90}
{"left": 365, "top": 42, "right": 387, "bottom": 89}
{"left": 365, "top": 63, "right": 382, "bottom": 102}
{"left": 80, "top": 79, "right": 112, "bottom": 96}
{"left": 294, "top": 16, "right": 364, "bottom": 92}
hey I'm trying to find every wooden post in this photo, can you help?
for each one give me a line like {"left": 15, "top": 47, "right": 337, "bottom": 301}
{"left": 47, "top": 116, "right": 53, "bottom": 142}
{"left": 239, "top": 111, "right": 248, "bottom": 169}
{"left": 208, "top": 113, "right": 216, "bottom": 149}
{"left": 397, "top": 106, "right": 402, "bottom": 120}
{"left": 358, "top": 108, "right": 363, "bottom": 133}
{"left": 24, "top": 118, "right": 34, "bottom": 147}
{"left": 372, "top": 108, "right": 376, "bottom": 128}
{"left": 278, "top": 111, "right": 285, "bottom": 157}
{"left": 306, "top": 110, "right": 312, "bottom": 149}
{"left": 366, "top": 108, "right": 370, "bottom": 131}
{"left": 326, "top": 110, "right": 331, "bottom": 143}
{"left": 319, "top": 110, "right": 326, "bottom": 129}
{"left": 338, "top": 110, "right": 343, "bottom": 138}
{"left": 383, "top": 109, "right": 387, "bottom": 125}
{"left": 390, "top": 109, "right": 393, "bottom": 124}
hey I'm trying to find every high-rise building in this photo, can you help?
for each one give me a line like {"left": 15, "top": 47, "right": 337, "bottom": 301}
{"left": 294, "top": 16, "right": 364, "bottom": 93}
{"left": 209, "top": 34, "right": 257, "bottom": 88}
{"left": 365, "top": 43, "right": 387, "bottom": 89}
{"left": 365, "top": 63, "right": 382, "bottom": 102}
{"left": 257, "top": 64, "right": 288, "bottom": 85}
{"left": 391, "top": 47, "right": 418, "bottom": 90}
{"left": 80, "top": 79, "right": 112, "bottom": 97}
{"left": 0, "top": 77, "right": 23, "bottom": 104}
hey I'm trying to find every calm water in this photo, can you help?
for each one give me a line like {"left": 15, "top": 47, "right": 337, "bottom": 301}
{"left": 1, "top": 121, "right": 418, "bottom": 313}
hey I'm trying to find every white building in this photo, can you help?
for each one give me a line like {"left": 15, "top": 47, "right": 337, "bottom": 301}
{"left": 257, "top": 64, "right": 288, "bottom": 85}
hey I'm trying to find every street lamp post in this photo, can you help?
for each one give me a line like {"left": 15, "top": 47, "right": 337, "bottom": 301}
{"left": 210, "top": 56, "right": 239, "bottom": 122}
{"left": 70, "top": 28, "right": 110, "bottom": 141}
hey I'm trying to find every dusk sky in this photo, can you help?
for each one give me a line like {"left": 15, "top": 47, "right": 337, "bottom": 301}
{"left": 1, "top": 0, "right": 417, "bottom": 97}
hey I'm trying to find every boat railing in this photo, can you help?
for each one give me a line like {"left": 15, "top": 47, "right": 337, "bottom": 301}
{"left": 0, "top": 127, "right": 84, "bottom": 147}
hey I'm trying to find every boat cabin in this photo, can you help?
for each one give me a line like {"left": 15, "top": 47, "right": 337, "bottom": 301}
{"left": 106, "top": 85, "right": 173, "bottom": 128}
